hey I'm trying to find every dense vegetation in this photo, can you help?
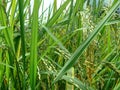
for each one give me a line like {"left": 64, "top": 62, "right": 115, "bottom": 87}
{"left": 0, "top": 0, "right": 120, "bottom": 90}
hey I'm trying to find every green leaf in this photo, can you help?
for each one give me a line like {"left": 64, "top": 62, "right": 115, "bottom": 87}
{"left": 30, "top": 0, "right": 41, "bottom": 90}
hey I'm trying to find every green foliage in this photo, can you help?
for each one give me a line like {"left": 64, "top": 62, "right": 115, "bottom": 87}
{"left": 0, "top": 0, "right": 120, "bottom": 90}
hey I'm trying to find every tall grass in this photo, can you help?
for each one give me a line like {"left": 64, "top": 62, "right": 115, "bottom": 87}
{"left": 0, "top": 0, "right": 120, "bottom": 90}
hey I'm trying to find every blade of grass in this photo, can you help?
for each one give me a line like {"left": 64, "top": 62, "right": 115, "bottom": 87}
{"left": 53, "top": 1, "right": 120, "bottom": 84}
{"left": 0, "top": 62, "right": 14, "bottom": 69}
{"left": 18, "top": 0, "right": 26, "bottom": 89}
{"left": 53, "top": 0, "right": 57, "bottom": 14}
{"left": 30, "top": 0, "right": 41, "bottom": 89}
{"left": 0, "top": 49, "right": 4, "bottom": 87}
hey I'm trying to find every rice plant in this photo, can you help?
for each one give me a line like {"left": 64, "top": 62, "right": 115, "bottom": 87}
{"left": 0, "top": 0, "right": 120, "bottom": 90}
